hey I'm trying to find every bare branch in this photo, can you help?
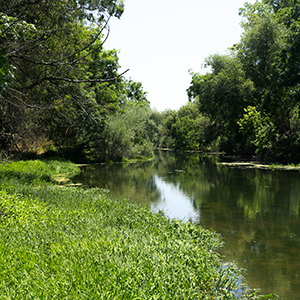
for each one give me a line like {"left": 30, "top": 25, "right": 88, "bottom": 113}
{"left": 48, "top": 68, "right": 129, "bottom": 83}
{"left": 24, "top": 68, "right": 129, "bottom": 90}
{"left": 8, "top": 16, "right": 111, "bottom": 68}
{"left": 1, "top": 88, "right": 42, "bottom": 108}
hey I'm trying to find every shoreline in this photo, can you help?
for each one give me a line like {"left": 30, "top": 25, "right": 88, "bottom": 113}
{"left": 0, "top": 159, "right": 278, "bottom": 299}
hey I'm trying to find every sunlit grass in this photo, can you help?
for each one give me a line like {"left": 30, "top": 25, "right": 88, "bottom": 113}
{"left": 0, "top": 160, "right": 276, "bottom": 299}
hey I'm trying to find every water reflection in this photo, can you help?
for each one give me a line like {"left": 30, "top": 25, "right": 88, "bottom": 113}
{"left": 74, "top": 151, "right": 300, "bottom": 299}
{"left": 151, "top": 175, "right": 200, "bottom": 223}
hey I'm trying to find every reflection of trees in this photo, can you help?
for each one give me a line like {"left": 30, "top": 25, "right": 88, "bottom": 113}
{"left": 156, "top": 152, "right": 300, "bottom": 224}
{"left": 74, "top": 161, "right": 162, "bottom": 207}
{"left": 155, "top": 152, "right": 223, "bottom": 210}
{"left": 172, "top": 152, "right": 300, "bottom": 244}
{"left": 155, "top": 152, "right": 300, "bottom": 298}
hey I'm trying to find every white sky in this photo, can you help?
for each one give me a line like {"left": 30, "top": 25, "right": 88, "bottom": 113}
{"left": 104, "top": 0, "right": 256, "bottom": 111}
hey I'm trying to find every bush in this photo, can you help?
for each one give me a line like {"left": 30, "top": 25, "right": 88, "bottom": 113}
{"left": 100, "top": 106, "right": 155, "bottom": 161}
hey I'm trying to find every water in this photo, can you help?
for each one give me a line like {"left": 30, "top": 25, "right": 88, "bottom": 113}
{"left": 73, "top": 151, "right": 300, "bottom": 299}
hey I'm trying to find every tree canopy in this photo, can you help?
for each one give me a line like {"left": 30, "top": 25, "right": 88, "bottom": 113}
{"left": 187, "top": 0, "right": 300, "bottom": 162}
{"left": 0, "top": 0, "right": 132, "bottom": 160}
{"left": 2, "top": 0, "right": 300, "bottom": 163}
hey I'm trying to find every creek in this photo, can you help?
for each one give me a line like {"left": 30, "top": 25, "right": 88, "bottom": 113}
{"left": 73, "top": 151, "right": 300, "bottom": 299}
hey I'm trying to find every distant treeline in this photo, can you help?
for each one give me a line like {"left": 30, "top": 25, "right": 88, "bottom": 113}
{"left": 1, "top": 0, "right": 300, "bottom": 163}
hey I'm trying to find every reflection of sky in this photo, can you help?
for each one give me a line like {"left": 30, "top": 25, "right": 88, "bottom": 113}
{"left": 150, "top": 175, "right": 200, "bottom": 223}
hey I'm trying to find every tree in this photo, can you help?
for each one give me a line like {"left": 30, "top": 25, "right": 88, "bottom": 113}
{"left": 187, "top": 54, "right": 254, "bottom": 153}
{"left": 1, "top": 0, "right": 125, "bottom": 90}
{"left": 237, "top": 2, "right": 286, "bottom": 92}
{"left": 236, "top": 0, "right": 300, "bottom": 161}
{"left": 186, "top": 0, "right": 300, "bottom": 162}
{"left": 0, "top": 0, "right": 127, "bottom": 155}
{"left": 263, "top": 0, "right": 300, "bottom": 12}
{"left": 158, "top": 103, "right": 213, "bottom": 151}
{"left": 123, "top": 78, "right": 150, "bottom": 107}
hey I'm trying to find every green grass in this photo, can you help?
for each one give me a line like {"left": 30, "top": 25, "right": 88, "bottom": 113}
{"left": 0, "top": 160, "right": 275, "bottom": 299}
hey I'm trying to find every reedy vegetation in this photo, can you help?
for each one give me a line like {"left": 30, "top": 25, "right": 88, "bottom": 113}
{"left": 0, "top": 159, "right": 267, "bottom": 299}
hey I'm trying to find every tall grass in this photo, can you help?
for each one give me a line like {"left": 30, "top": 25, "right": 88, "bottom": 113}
{"left": 0, "top": 160, "right": 274, "bottom": 299}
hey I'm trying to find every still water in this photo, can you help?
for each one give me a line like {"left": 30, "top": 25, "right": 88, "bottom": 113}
{"left": 74, "top": 151, "right": 300, "bottom": 299}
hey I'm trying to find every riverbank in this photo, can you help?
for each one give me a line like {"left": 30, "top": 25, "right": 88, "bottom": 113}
{"left": 0, "top": 159, "right": 276, "bottom": 299}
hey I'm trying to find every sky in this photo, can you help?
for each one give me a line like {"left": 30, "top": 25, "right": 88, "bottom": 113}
{"left": 104, "top": 0, "right": 256, "bottom": 112}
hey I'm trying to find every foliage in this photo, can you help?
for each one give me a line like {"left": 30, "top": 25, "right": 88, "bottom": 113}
{"left": 238, "top": 106, "right": 279, "bottom": 158}
{"left": 187, "top": 0, "right": 300, "bottom": 162}
{"left": 0, "top": 0, "right": 128, "bottom": 158}
{"left": 0, "top": 0, "right": 159, "bottom": 162}
{"left": 0, "top": 159, "right": 253, "bottom": 299}
{"left": 238, "top": 1, "right": 286, "bottom": 92}
{"left": 4, "top": 0, "right": 300, "bottom": 163}
{"left": 155, "top": 109, "right": 177, "bottom": 149}
{"left": 0, "top": 12, "right": 36, "bottom": 89}
{"left": 94, "top": 106, "right": 155, "bottom": 161}
{"left": 160, "top": 103, "right": 214, "bottom": 151}
{"left": 187, "top": 55, "right": 255, "bottom": 153}
{"left": 122, "top": 78, "right": 150, "bottom": 107}
{"left": 237, "top": 0, "right": 300, "bottom": 161}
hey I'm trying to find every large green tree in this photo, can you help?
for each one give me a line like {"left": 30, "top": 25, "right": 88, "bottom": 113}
{"left": 237, "top": 0, "right": 300, "bottom": 161}
{"left": 187, "top": 0, "right": 300, "bottom": 162}
{"left": 187, "top": 54, "right": 254, "bottom": 153}
{"left": 0, "top": 0, "right": 126, "bottom": 156}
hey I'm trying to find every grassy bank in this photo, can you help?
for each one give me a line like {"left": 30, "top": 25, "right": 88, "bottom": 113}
{"left": 0, "top": 160, "right": 273, "bottom": 299}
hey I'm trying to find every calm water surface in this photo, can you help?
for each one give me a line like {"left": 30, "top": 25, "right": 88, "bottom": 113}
{"left": 74, "top": 151, "right": 300, "bottom": 299}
